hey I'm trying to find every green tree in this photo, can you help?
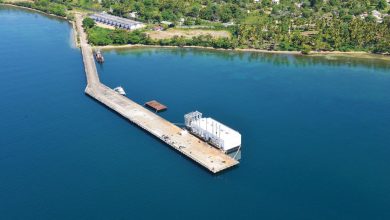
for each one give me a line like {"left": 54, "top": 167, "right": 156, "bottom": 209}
{"left": 187, "top": 5, "right": 201, "bottom": 17}
{"left": 301, "top": 44, "right": 312, "bottom": 54}
{"left": 377, "top": 0, "right": 388, "bottom": 10}
{"left": 82, "top": 17, "right": 95, "bottom": 29}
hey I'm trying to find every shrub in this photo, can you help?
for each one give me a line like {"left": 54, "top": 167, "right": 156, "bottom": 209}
{"left": 301, "top": 44, "right": 312, "bottom": 55}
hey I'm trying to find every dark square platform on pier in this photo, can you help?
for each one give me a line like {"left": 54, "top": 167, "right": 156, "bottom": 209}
{"left": 145, "top": 100, "right": 167, "bottom": 112}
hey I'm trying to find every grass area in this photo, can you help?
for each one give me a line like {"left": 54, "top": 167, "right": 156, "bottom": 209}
{"left": 86, "top": 26, "right": 149, "bottom": 46}
{"left": 146, "top": 28, "right": 231, "bottom": 40}
{"left": 85, "top": 25, "right": 235, "bottom": 49}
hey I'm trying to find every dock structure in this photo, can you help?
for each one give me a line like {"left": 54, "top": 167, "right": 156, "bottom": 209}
{"left": 74, "top": 14, "right": 239, "bottom": 173}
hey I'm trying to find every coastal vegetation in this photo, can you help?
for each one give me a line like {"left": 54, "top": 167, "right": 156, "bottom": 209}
{"left": 78, "top": 0, "right": 390, "bottom": 54}
{"left": 84, "top": 20, "right": 235, "bottom": 49}
{"left": 82, "top": 0, "right": 390, "bottom": 25}
{"left": 82, "top": 17, "right": 95, "bottom": 28}
{"left": 4, "top": 0, "right": 390, "bottom": 53}
{"left": 12, "top": 0, "right": 67, "bottom": 17}
{"left": 235, "top": 14, "right": 390, "bottom": 53}
{"left": 86, "top": 26, "right": 150, "bottom": 46}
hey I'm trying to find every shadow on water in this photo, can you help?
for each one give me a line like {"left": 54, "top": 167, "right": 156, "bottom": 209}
{"left": 105, "top": 47, "right": 390, "bottom": 71}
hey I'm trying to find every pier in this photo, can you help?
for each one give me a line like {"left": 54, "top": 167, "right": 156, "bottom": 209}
{"left": 74, "top": 14, "right": 239, "bottom": 173}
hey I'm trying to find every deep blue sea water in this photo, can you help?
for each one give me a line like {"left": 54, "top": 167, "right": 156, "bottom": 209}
{"left": 1, "top": 6, "right": 390, "bottom": 219}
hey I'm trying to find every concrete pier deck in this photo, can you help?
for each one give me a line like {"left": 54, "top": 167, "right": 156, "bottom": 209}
{"left": 75, "top": 14, "right": 239, "bottom": 173}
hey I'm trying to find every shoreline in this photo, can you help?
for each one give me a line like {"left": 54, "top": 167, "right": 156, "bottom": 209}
{"left": 0, "top": 3, "right": 68, "bottom": 20}
{"left": 2, "top": 3, "right": 390, "bottom": 61}
{"left": 97, "top": 44, "right": 390, "bottom": 61}
{"left": 1, "top": 3, "right": 79, "bottom": 47}
{"left": 71, "top": 20, "right": 79, "bottom": 48}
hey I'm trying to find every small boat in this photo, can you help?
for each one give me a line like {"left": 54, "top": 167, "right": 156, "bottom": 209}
{"left": 95, "top": 50, "right": 104, "bottom": 63}
{"left": 114, "top": 86, "right": 126, "bottom": 96}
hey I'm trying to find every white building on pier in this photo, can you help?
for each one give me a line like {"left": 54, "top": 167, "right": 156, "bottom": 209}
{"left": 185, "top": 111, "right": 241, "bottom": 155}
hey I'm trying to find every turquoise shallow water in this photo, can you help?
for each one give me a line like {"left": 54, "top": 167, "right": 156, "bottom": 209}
{"left": 1, "top": 6, "right": 390, "bottom": 219}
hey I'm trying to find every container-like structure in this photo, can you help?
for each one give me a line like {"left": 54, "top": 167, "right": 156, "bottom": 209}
{"left": 184, "top": 111, "right": 241, "bottom": 159}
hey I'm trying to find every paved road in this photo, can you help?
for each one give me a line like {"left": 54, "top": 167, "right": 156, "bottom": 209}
{"left": 75, "top": 13, "right": 100, "bottom": 86}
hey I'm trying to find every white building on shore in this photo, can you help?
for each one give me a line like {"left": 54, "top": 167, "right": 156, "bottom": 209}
{"left": 90, "top": 12, "right": 145, "bottom": 30}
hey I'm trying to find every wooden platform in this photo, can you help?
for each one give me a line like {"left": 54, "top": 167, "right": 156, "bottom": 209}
{"left": 75, "top": 14, "right": 239, "bottom": 173}
{"left": 145, "top": 100, "right": 167, "bottom": 112}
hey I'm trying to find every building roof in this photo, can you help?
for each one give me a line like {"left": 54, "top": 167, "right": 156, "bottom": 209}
{"left": 192, "top": 117, "right": 241, "bottom": 151}
{"left": 90, "top": 12, "right": 144, "bottom": 27}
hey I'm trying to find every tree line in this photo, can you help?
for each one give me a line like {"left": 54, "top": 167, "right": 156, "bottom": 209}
{"left": 76, "top": 0, "right": 390, "bottom": 53}
{"left": 9, "top": 0, "right": 390, "bottom": 53}
{"left": 83, "top": 18, "right": 235, "bottom": 49}
{"left": 13, "top": 0, "right": 67, "bottom": 17}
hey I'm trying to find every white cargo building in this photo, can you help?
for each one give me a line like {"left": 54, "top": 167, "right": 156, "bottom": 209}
{"left": 184, "top": 111, "right": 241, "bottom": 154}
